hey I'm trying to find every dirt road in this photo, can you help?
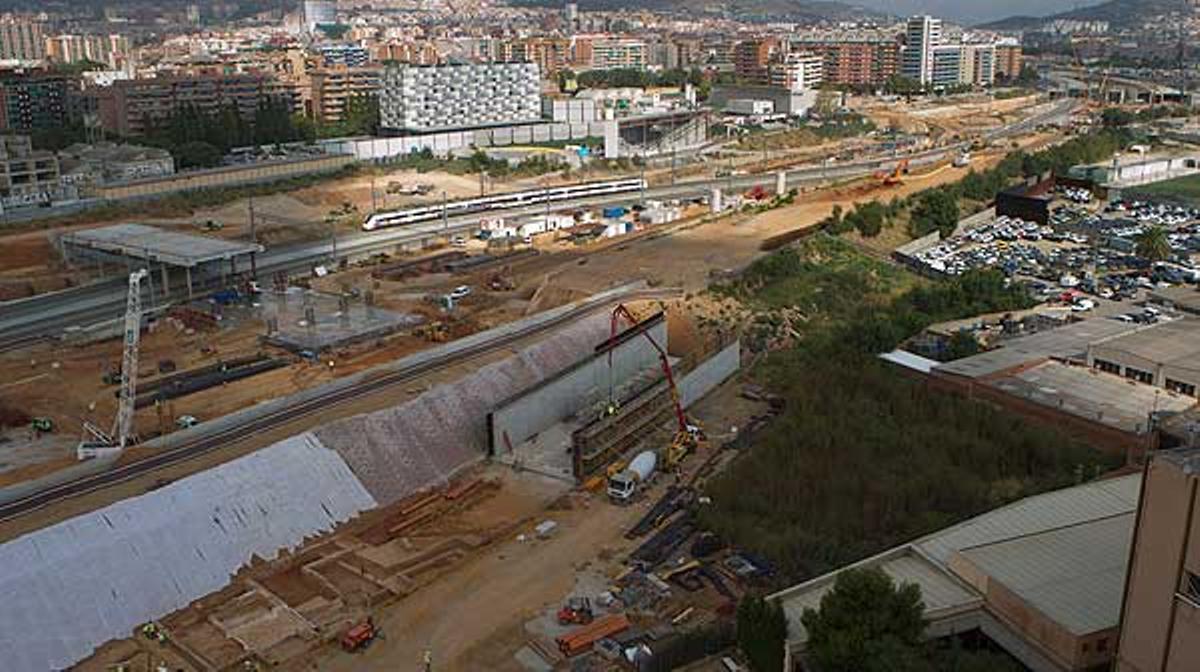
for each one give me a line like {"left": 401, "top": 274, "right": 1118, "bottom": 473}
{"left": 313, "top": 481, "right": 637, "bottom": 672}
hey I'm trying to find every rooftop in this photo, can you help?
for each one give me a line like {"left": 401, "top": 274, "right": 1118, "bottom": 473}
{"left": 61, "top": 223, "right": 263, "bottom": 268}
{"left": 955, "top": 512, "right": 1134, "bottom": 636}
{"left": 1089, "top": 317, "right": 1200, "bottom": 371}
{"left": 772, "top": 474, "right": 1142, "bottom": 648}
{"left": 986, "top": 360, "right": 1194, "bottom": 434}
{"left": 935, "top": 318, "right": 1139, "bottom": 380}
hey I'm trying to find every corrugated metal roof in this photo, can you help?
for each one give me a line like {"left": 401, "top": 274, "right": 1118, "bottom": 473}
{"left": 916, "top": 474, "right": 1141, "bottom": 565}
{"left": 779, "top": 549, "right": 981, "bottom": 643}
{"left": 935, "top": 319, "right": 1138, "bottom": 379}
{"left": 772, "top": 475, "right": 1142, "bottom": 645}
{"left": 958, "top": 513, "right": 1134, "bottom": 635}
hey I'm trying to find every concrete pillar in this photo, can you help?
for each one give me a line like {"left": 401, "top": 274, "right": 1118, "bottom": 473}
{"left": 230, "top": 257, "right": 237, "bottom": 276}
{"left": 160, "top": 264, "right": 169, "bottom": 297}
{"left": 186, "top": 267, "right": 194, "bottom": 299}
{"left": 710, "top": 187, "right": 722, "bottom": 213}
{"left": 775, "top": 171, "right": 787, "bottom": 197}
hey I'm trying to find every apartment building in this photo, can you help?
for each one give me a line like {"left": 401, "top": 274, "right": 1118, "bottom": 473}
{"left": 44, "top": 34, "right": 131, "bottom": 69}
{"left": 575, "top": 37, "right": 647, "bottom": 70}
{"left": 318, "top": 44, "right": 369, "bottom": 68}
{"left": 1117, "top": 448, "right": 1200, "bottom": 671}
{"left": 902, "top": 15, "right": 941, "bottom": 85}
{"left": 930, "top": 45, "right": 963, "bottom": 90}
{"left": 0, "top": 134, "right": 60, "bottom": 206}
{"left": 499, "top": 38, "right": 569, "bottom": 76}
{"left": 302, "top": 0, "right": 336, "bottom": 34}
{"left": 379, "top": 62, "right": 540, "bottom": 133}
{"left": 791, "top": 37, "right": 901, "bottom": 87}
{"left": 92, "top": 73, "right": 295, "bottom": 136}
{"left": 309, "top": 65, "right": 381, "bottom": 123}
{"left": 960, "top": 43, "right": 996, "bottom": 87}
{"left": 768, "top": 51, "right": 823, "bottom": 92}
{"left": 0, "top": 18, "right": 45, "bottom": 62}
{"left": 734, "top": 37, "right": 781, "bottom": 82}
{"left": 0, "top": 70, "right": 75, "bottom": 132}
{"left": 373, "top": 41, "right": 439, "bottom": 66}
{"left": 996, "top": 41, "right": 1024, "bottom": 80}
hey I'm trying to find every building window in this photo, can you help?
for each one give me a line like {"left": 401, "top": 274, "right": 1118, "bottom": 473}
{"left": 1094, "top": 359, "right": 1120, "bottom": 375}
{"left": 1125, "top": 367, "right": 1153, "bottom": 385}
{"left": 1166, "top": 379, "right": 1197, "bottom": 397}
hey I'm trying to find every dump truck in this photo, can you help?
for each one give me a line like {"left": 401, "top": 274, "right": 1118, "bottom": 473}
{"left": 556, "top": 613, "right": 630, "bottom": 657}
{"left": 608, "top": 450, "right": 657, "bottom": 502}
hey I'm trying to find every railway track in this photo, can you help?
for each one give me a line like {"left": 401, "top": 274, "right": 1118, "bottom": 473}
{"left": 0, "top": 286, "right": 677, "bottom": 523}
{"left": 0, "top": 102, "right": 1076, "bottom": 346}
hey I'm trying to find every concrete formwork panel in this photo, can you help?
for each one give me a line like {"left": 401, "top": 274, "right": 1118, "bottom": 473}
{"left": 680, "top": 340, "right": 741, "bottom": 408}
{"left": 489, "top": 318, "right": 667, "bottom": 454}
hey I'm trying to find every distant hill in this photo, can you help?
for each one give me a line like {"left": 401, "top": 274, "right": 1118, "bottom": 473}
{"left": 512, "top": 0, "right": 884, "bottom": 22}
{"left": 981, "top": 0, "right": 1193, "bottom": 30}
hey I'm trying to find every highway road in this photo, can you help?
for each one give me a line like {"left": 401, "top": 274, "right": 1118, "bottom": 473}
{"left": 0, "top": 99, "right": 1074, "bottom": 349}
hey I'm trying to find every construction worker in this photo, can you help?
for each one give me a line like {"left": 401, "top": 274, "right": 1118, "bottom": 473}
{"left": 423, "top": 649, "right": 432, "bottom": 672}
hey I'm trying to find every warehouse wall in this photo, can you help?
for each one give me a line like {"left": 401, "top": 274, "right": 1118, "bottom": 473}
{"left": 489, "top": 317, "right": 667, "bottom": 454}
{"left": 680, "top": 339, "right": 741, "bottom": 408}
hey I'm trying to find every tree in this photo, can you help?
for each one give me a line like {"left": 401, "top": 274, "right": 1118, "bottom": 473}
{"left": 737, "top": 595, "right": 788, "bottom": 672}
{"left": 1101, "top": 108, "right": 1136, "bottom": 128}
{"left": 1136, "top": 225, "right": 1172, "bottom": 262}
{"left": 910, "top": 189, "right": 960, "bottom": 238}
{"left": 800, "top": 567, "right": 926, "bottom": 672}
{"left": 945, "top": 330, "right": 980, "bottom": 360}
{"left": 173, "top": 140, "right": 223, "bottom": 169}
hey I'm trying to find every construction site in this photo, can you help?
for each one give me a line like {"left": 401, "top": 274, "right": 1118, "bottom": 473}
{"left": 0, "top": 92, "right": 1081, "bottom": 671}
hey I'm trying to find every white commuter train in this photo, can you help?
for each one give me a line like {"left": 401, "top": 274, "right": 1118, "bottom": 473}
{"left": 361, "top": 177, "right": 647, "bottom": 231}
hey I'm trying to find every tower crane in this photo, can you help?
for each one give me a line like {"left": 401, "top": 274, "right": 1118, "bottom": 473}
{"left": 78, "top": 268, "right": 148, "bottom": 460}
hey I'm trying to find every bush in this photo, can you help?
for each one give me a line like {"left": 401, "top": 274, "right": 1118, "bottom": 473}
{"left": 737, "top": 596, "right": 788, "bottom": 672}
{"left": 701, "top": 242, "right": 1115, "bottom": 582}
{"left": 173, "top": 140, "right": 223, "bottom": 169}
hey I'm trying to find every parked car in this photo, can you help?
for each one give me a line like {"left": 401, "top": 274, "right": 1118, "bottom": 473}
{"left": 449, "top": 285, "right": 472, "bottom": 300}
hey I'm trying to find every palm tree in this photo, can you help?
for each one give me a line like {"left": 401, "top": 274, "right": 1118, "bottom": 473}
{"left": 1136, "top": 225, "right": 1172, "bottom": 263}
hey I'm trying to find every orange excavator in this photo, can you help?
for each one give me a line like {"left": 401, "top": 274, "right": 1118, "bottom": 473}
{"left": 608, "top": 304, "right": 700, "bottom": 466}
{"left": 876, "top": 158, "right": 910, "bottom": 187}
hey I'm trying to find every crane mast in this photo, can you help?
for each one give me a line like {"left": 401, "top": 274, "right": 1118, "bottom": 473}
{"left": 78, "top": 268, "right": 147, "bottom": 460}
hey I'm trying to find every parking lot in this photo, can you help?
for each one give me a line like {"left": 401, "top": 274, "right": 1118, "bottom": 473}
{"left": 907, "top": 189, "right": 1200, "bottom": 320}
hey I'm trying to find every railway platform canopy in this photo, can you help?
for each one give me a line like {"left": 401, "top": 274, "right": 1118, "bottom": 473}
{"left": 61, "top": 223, "right": 264, "bottom": 297}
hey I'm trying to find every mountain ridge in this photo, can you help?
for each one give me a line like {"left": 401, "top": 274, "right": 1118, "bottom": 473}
{"left": 979, "top": 0, "right": 1193, "bottom": 30}
{"left": 512, "top": 0, "right": 886, "bottom": 22}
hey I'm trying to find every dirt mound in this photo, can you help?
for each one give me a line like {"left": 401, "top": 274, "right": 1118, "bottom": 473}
{"left": 524, "top": 281, "right": 589, "bottom": 315}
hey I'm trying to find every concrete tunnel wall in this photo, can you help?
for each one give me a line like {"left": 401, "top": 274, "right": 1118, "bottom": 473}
{"left": 488, "top": 318, "right": 668, "bottom": 454}
{"left": 680, "top": 339, "right": 741, "bottom": 409}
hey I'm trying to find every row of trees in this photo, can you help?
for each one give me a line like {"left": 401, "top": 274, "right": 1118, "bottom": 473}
{"left": 904, "top": 127, "right": 1135, "bottom": 238}
{"left": 816, "top": 128, "right": 1134, "bottom": 242}
{"left": 136, "top": 94, "right": 382, "bottom": 169}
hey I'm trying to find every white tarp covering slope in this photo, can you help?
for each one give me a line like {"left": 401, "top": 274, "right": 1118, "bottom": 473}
{"left": 318, "top": 313, "right": 613, "bottom": 505}
{"left": 0, "top": 433, "right": 376, "bottom": 672}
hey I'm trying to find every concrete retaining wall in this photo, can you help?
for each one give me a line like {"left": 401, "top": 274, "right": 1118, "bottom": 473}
{"left": 489, "top": 318, "right": 667, "bottom": 454}
{"left": 322, "top": 121, "right": 605, "bottom": 161}
{"left": 92, "top": 155, "right": 355, "bottom": 200}
{"left": 680, "top": 340, "right": 741, "bottom": 408}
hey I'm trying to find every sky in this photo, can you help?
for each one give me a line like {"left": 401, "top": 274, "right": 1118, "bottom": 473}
{"left": 850, "top": 0, "right": 1108, "bottom": 24}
